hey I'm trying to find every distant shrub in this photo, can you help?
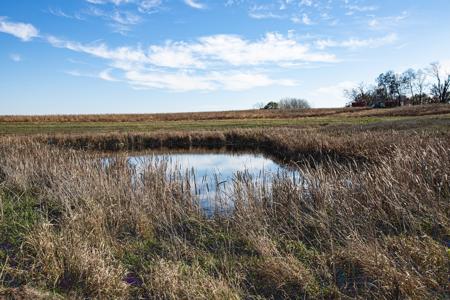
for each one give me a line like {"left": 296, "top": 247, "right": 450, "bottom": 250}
{"left": 263, "top": 101, "right": 279, "bottom": 109}
{"left": 278, "top": 98, "right": 311, "bottom": 110}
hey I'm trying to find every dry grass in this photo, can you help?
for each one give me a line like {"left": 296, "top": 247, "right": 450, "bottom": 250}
{"left": 29, "top": 127, "right": 439, "bottom": 165}
{"left": 0, "top": 129, "right": 449, "bottom": 299}
{"left": 1, "top": 104, "right": 449, "bottom": 123}
{"left": 0, "top": 107, "right": 368, "bottom": 123}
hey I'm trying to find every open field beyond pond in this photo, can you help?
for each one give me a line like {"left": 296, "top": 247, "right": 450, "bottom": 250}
{"left": 1, "top": 104, "right": 450, "bottom": 135}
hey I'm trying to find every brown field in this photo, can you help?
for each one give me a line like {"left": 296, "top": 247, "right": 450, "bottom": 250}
{"left": 1, "top": 106, "right": 449, "bottom": 299}
{"left": 1, "top": 103, "right": 450, "bottom": 123}
{"left": 1, "top": 104, "right": 450, "bottom": 136}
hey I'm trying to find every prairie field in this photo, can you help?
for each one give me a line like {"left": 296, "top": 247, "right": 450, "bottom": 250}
{"left": 0, "top": 106, "right": 449, "bottom": 299}
{"left": 1, "top": 104, "right": 450, "bottom": 135}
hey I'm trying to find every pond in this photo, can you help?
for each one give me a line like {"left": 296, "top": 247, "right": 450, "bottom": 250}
{"left": 121, "top": 150, "right": 300, "bottom": 215}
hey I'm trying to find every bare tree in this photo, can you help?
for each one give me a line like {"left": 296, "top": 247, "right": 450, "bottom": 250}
{"left": 429, "top": 62, "right": 450, "bottom": 103}
{"left": 414, "top": 69, "right": 428, "bottom": 104}
{"left": 278, "top": 98, "right": 311, "bottom": 109}
{"left": 253, "top": 102, "right": 265, "bottom": 109}
{"left": 400, "top": 69, "right": 416, "bottom": 98}
{"left": 344, "top": 82, "right": 374, "bottom": 106}
{"left": 400, "top": 69, "right": 431, "bottom": 104}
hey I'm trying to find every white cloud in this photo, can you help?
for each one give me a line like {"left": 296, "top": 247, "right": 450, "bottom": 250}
{"left": 148, "top": 43, "right": 205, "bottom": 68}
{"left": 368, "top": 11, "right": 408, "bottom": 30}
{"left": 85, "top": 0, "right": 163, "bottom": 13}
{"left": 315, "top": 33, "right": 398, "bottom": 50}
{"left": 99, "top": 69, "right": 119, "bottom": 81}
{"left": 309, "top": 81, "right": 357, "bottom": 107}
{"left": 248, "top": 4, "right": 283, "bottom": 19}
{"left": 190, "top": 33, "right": 336, "bottom": 65}
{"left": 84, "top": 6, "right": 142, "bottom": 34}
{"left": 300, "top": 0, "right": 313, "bottom": 7}
{"left": 48, "top": 32, "right": 322, "bottom": 91}
{"left": 65, "top": 70, "right": 85, "bottom": 77}
{"left": 110, "top": 10, "right": 141, "bottom": 24}
{"left": 47, "top": 36, "right": 148, "bottom": 62}
{"left": 443, "top": 61, "right": 450, "bottom": 75}
{"left": 435, "top": 60, "right": 450, "bottom": 77}
{"left": 86, "top": 0, "right": 133, "bottom": 5}
{"left": 249, "top": 11, "right": 283, "bottom": 20}
{"left": 346, "top": 4, "right": 378, "bottom": 13}
{"left": 184, "top": 0, "right": 205, "bottom": 9}
{"left": 48, "top": 32, "right": 336, "bottom": 68}
{"left": 125, "top": 70, "right": 295, "bottom": 91}
{"left": 9, "top": 53, "right": 22, "bottom": 62}
{"left": 291, "top": 13, "right": 313, "bottom": 25}
{"left": 0, "top": 17, "right": 39, "bottom": 41}
{"left": 208, "top": 72, "right": 296, "bottom": 91}
{"left": 137, "top": 0, "right": 162, "bottom": 12}
{"left": 48, "top": 8, "right": 85, "bottom": 20}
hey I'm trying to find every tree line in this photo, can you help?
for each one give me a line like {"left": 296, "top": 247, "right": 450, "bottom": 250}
{"left": 345, "top": 62, "right": 450, "bottom": 107}
{"left": 255, "top": 98, "right": 311, "bottom": 110}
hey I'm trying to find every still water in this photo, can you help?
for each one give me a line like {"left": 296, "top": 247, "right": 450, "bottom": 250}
{"left": 124, "top": 151, "right": 299, "bottom": 215}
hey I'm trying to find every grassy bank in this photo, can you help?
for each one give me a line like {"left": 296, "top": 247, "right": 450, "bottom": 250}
{"left": 1, "top": 127, "right": 449, "bottom": 299}
{"left": 27, "top": 128, "right": 441, "bottom": 166}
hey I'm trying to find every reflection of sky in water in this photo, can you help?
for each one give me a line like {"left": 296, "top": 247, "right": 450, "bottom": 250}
{"left": 127, "top": 152, "right": 298, "bottom": 215}
{"left": 129, "top": 153, "right": 281, "bottom": 179}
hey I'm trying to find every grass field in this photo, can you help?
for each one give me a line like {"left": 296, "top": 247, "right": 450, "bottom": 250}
{"left": 1, "top": 104, "right": 450, "bottom": 135}
{"left": 1, "top": 105, "right": 449, "bottom": 299}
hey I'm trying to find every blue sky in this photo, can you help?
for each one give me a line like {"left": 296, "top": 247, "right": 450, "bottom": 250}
{"left": 1, "top": 0, "right": 449, "bottom": 114}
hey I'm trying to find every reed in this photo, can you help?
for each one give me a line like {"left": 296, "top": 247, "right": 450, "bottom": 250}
{"left": 0, "top": 130, "right": 448, "bottom": 299}
{"left": 28, "top": 128, "right": 439, "bottom": 166}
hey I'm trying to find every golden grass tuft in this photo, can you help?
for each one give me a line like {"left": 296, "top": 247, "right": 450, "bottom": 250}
{"left": 25, "top": 224, "right": 128, "bottom": 298}
{"left": 143, "top": 259, "right": 241, "bottom": 299}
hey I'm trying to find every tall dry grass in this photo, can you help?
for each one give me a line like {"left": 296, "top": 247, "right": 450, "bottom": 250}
{"left": 0, "top": 130, "right": 448, "bottom": 299}
{"left": 35, "top": 127, "right": 440, "bottom": 166}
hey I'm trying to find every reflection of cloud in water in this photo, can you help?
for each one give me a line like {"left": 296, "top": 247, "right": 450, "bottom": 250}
{"left": 130, "top": 153, "right": 281, "bottom": 180}
{"left": 127, "top": 152, "right": 298, "bottom": 215}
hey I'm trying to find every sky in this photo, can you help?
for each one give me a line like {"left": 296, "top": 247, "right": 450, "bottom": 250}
{"left": 1, "top": 0, "right": 449, "bottom": 114}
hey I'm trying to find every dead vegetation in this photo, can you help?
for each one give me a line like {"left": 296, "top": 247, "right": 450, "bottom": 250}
{"left": 31, "top": 127, "right": 439, "bottom": 166}
{"left": 0, "top": 127, "right": 448, "bottom": 299}
{"left": 1, "top": 104, "right": 449, "bottom": 123}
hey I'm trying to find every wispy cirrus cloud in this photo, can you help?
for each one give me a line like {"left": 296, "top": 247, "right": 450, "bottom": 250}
{"left": 248, "top": 4, "right": 283, "bottom": 19}
{"left": 85, "top": 6, "right": 142, "bottom": 34}
{"left": 291, "top": 13, "right": 313, "bottom": 25}
{"left": 9, "top": 53, "right": 22, "bottom": 62}
{"left": 234, "top": 0, "right": 379, "bottom": 25}
{"left": 47, "top": 7, "right": 86, "bottom": 20}
{"left": 184, "top": 0, "right": 205, "bottom": 9}
{"left": 64, "top": 0, "right": 162, "bottom": 34}
{"left": 0, "top": 17, "right": 39, "bottom": 41}
{"left": 315, "top": 33, "right": 398, "bottom": 50}
{"left": 85, "top": 0, "right": 133, "bottom": 5}
{"left": 85, "top": 0, "right": 162, "bottom": 12}
{"left": 345, "top": 3, "right": 378, "bottom": 15}
{"left": 368, "top": 11, "right": 408, "bottom": 30}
